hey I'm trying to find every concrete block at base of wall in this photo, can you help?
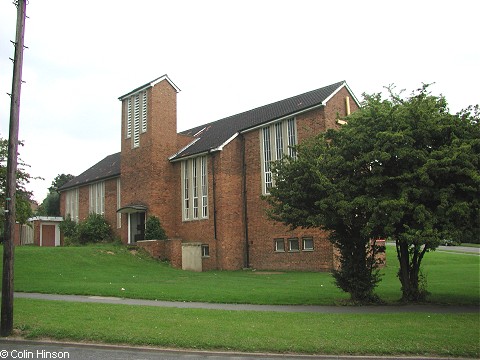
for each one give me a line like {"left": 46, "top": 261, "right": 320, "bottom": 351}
{"left": 181, "top": 242, "right": 202, "bottom": 272}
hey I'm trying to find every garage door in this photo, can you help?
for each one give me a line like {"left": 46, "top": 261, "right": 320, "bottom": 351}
{"left": 42, "top": 224, "right": 56, "bottom": 246}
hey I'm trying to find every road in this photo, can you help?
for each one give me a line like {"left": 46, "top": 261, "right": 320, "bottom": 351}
{"left": 385, "top": 243, "right": 480, "bottom": 255}
{"left": 0, "top": 339, "right": 472, "bottom": 360}
{"left": 436, "top": 245, "right": 480, "bottom": 254}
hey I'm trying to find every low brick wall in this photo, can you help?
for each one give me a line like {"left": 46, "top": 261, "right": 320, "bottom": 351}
{"left": 137, "top": 238, "right": 183, "bottom": 268}
{"left": 164, "top": 238, "right": 183, "bottom": 268}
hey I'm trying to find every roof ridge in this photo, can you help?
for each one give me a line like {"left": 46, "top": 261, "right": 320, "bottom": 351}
{"left": 118, "top": 74, "right": 180, "bottom": 100}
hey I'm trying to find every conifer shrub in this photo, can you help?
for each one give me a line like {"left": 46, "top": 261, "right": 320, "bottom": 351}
{"left": 145, "top": 215, "right": 167, "bottom": 240}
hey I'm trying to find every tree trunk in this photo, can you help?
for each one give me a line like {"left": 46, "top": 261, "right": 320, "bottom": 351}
{"left": 333, "top": 233, "right": 381, "bottom": 303}
{"left": 395, "top": 239, "right": 428, "bottom": 302}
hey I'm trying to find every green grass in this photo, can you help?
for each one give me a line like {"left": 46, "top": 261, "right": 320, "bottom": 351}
{"left": 5, "top": 244, "right": 480, "bottom": 357}
{"left": 9, "top": 244, "right": 480, "bottom": 305}
{"left": 14, "top": 298, "right": 480, "bottom": 357}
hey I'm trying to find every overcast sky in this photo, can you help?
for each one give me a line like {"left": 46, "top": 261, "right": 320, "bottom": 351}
{"left": 0, "top": 0, "right": 478, "bottom": 202}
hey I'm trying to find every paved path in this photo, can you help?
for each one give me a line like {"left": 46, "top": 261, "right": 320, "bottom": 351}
{"left": 15, "top": 292, "right": 479, "bottom": 313}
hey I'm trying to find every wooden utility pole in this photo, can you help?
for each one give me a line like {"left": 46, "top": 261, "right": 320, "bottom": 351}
{"left": 1, "top": 0, "right": 27, "bottom": 337}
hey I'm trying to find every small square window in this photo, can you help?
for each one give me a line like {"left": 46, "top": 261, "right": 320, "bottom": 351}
{"left": 201, "top": 245, "right": 210, "bottom": 257}
{"left": 274, "top": 238, "right": 285, "bottom": 252}
{"left": 303, "top": 237, "right": 314, "bottom": 251}
{"left": 288, "top": 238, "right": 299, "bottom": 252}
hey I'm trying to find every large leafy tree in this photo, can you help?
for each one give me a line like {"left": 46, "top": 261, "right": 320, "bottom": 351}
{"left": 0, "top": 137, "right": 36, "bottom": 232}
{"left": 38, "top": 173, "right": 74, "bottom": 216}
{"left": 267, "top": 85, "right": 480, "bottom": 302}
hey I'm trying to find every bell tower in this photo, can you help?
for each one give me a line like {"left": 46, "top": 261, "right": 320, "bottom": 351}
{"left": 118, "top": 75, "right": 181, "bottom": 242}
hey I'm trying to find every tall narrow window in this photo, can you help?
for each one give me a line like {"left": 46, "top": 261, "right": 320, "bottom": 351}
{"left": 65, "top": 188, "right": 79, "bottom": 223}
{"left": 182, "top": 156, "right": 208, "bottom": 221}
{"left": 116, "top": 178, "right": 122, "bottom": 228}
{"left": 142, "top": 90, "right": 147, "bottom": 133}
{"left": 126, "top": 98, "right": 132, "bottom": 139}
{"left": 287, "top": 118, "right": 297, "bottom": 158}
{"left": 262, "top": 127, "right": 273, "bottom": 192}
{"left": 183, "top": 161, "right": 190, "bottom": 220}
{"left": 261, "top": 118, "right": 297, "bottom": 194}
{"left": 275, "top": 122, "right": 284, "bottom": 161}
{"left": 133, "top": 94, "right": 140, "bottom": 148}
{"left": 89, "top": 181, "right": 105, "bottom": 214}
{"left": 201, "top": 156, "right": 208, "bottom": 218}
{"left": 192, "top": 159, "right": 199, "bottom": 219}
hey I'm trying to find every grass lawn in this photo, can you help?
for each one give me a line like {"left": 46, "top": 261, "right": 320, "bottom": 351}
{"left": 13, "top": 298, "right": 479, "bottom": 358}
{"left": 2, "top": 244, "right": 479, "bottom": 357}
{"left": 8, "top": 244, "right": 480, "bottom": 305}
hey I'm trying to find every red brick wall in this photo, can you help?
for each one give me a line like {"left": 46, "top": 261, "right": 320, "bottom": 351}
{"left": 104, "top": 177, "right": 121, "bottom": 239}
{"left": 211, "top": 140, "right": 247, "bottom": 270}
{"left": 324, "top": 86, "right": 359, "bottom": 127}
{"left": 137, "top": 238, "right": 183, "bottom": 268}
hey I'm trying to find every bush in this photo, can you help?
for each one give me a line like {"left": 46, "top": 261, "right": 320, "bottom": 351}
{"left": 144, "top": 216, "right": 167, "bottom": 240}
{"left": 59, "top": 215, "right": 77, "bottom": 238}
{"left": 76, "top": 213, "right": 112, "bottom": 244}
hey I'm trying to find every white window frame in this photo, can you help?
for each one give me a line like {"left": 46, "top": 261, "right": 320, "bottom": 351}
{"left": 89, "top": 181, "right": 105, "bottom": 215}
{"left": 116, "top": 178, "right": 122, "bottom": 228}
{"left": 261, "top": 117, "right": 297, "bottom": 195}
{"left": 262, "top": 127, "right": 273, "bottom": 192}
{"left": 288, "top": 238, "right": 300, "bottom": 252}
{"left": 65, "top": 188, "right": 79, "bottom": 223}
{"left": 274, "top": 122, "right": 284, "bottom": 161}
{"left": 201, "top": 244, "right": 210, "bottom": 258}
{"left": 274, "top": 238, "right": 285, "bottom": 252}
{"left": 192, "top": 159, "right": 199, "bottom": 219}
{"left": 302, "top": 237, "right": 314, "bottom": 251}
{"left": 183, "top": 161, "right": 190, "bottom": 220}
{"left": 201, "top": 156, "right": 208, "bottom": 218}
{"left": 287, "top": 118, "right": 297, "bottom": 158}
{"left": 182, "top": 156, "right": 208, "bottom": 221}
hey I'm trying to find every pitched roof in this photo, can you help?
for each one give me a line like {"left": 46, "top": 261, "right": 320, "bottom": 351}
{"left": 169, "top": 80, "right": 351, "bottom": 160}
{"left": 118, "top": 74, "right": 180, "bottom": 100}
{"left": 59, "top": 152, "right": 121, "bottom": 191}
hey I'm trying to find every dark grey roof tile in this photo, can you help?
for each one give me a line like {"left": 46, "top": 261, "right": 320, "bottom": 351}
{"left": 59, "top": 152, "right": 121, "bottom": 191}
{"left": 172, "top": 80, "right": 346, "bottom": 160}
